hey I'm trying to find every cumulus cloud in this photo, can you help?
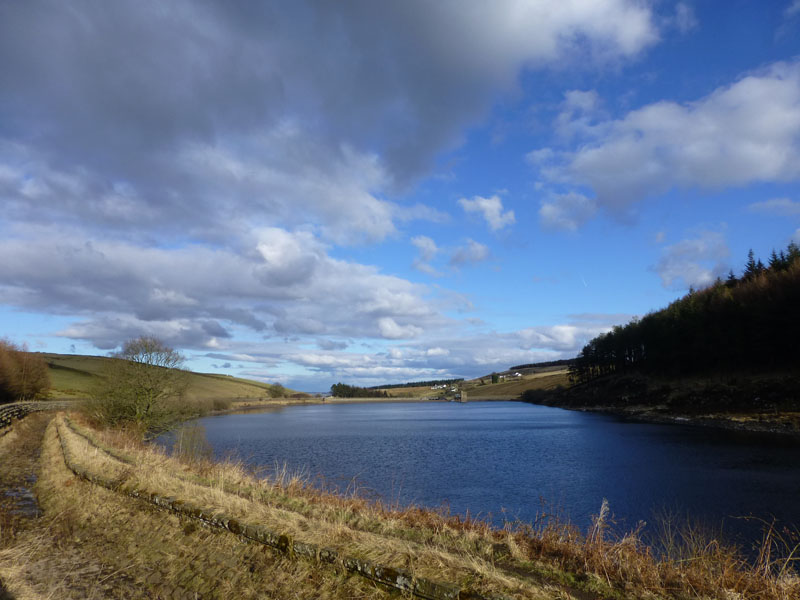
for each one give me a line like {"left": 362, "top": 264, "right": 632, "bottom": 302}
{"left": 274, "top": 315, "right": 618, "bottom": 389}
{"left": 539, "top": 192, "right": 598, "bottom": 231}
{"left": 0, "top": 1, "right": 658, "bottom": 246}
{"left": 378, "top": 317, "right": 424, "bottom": 340}
{"left": 459, "top": 195, "right": 515, "bottom": 231}
{"left": 652, "top": 231, "right": 730, "bottom": 290}
{"left": 533, "top": 60, "right": 800, "bottom": 224}
{"left": 450, "top": 240, "right": 490, "bottom": 266}
{"left": 411, "top": 235, "right": 441, "bottom": 275}
{"left": 554, "top": 90, "right": 604, "bottom": 140}
{"left": 0, "top": 228, "right": 447, "bottom": 348}
{"left": 317, "top": 339, "right": 349, "bottom": 351}
{"left": 748, "top": 197, "right": 800, "bottom": 216}
{"left": 0, "top": 1, "right": 662, "bottom": 381}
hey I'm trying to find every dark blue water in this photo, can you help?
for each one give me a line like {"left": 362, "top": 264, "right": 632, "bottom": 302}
{"left": 160, "top": 401, "right": 800, "bottom": 547}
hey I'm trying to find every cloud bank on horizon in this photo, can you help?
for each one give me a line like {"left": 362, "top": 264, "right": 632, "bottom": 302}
{"left": 1, "top": 1, "right": 799, "bottom": 390}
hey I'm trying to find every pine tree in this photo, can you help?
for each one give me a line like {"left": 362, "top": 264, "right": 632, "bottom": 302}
{"left": 743, "top": 249, "right": 757, "bottom": 279}
{"left": 787, "top": 242, "right": 800, "bottom": 264}
{"left": 769, "top": 249, "right": 781, "bottom": 271}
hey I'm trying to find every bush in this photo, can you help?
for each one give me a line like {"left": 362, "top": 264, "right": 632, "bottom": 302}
{"left": 267, "top": 383, "right": 286, "bottom": 398}
{"left": 211, "top": 397, "right": 232, "bottom": 411}
{"left": 0, "top": 339, "right": 50, "bottom": 403}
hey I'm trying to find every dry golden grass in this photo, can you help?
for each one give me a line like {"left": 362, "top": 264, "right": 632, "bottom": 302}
{"left": 4, "top": 418, "right": 399, "bottom": 600}
{"left": 59, "top": 414, "right": 800, "bottom": 600}
{"left": 56, "top": 416, "right": 564, "bottom": 599}
{"left": 465, "top": 371, "right": 570, "bottom": 398}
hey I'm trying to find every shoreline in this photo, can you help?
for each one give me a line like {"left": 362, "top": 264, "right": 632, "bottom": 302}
{"left": 219, "top": 396, "right": 800, "bottom": 439}
{"left": 31, "top": 395, "right": 800, "bottom": 439}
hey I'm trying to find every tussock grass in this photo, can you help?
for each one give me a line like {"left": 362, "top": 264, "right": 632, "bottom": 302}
{"left": 60, "top": 414, "right": 800, "bottom": 599}
{"left": 18, "top": 418, "right": 396, "bottom": 599}
{"left": 57, "top": 417, "right": 563, "bottom": 598}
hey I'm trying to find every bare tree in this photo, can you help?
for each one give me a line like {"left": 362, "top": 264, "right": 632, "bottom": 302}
{"left": 87, "top": 336, "right": 187, "bottom": 431}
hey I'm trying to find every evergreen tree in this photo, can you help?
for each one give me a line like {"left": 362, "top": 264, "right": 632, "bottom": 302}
{"left": 769, "top": 249, "right": 781, "bottom": 271}
{"left": 787, "top": 242, "right": 800, "bottom": 264}
{"left": 743, "top": 249, "right": 757, "bottom": 279}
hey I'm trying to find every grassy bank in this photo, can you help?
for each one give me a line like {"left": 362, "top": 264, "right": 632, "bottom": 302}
{"left": 522, "top": 371, "right": 800, "bottom": 436}
{"left": 7, "top": 411, "right": 794, "bottom": 599}
{"left": 41, "top": 352, "right": 302, "bottom": 403}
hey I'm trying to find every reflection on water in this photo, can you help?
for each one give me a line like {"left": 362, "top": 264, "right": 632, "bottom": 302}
{"left": 158, "top": 401, "right": 800, "bottom": 548}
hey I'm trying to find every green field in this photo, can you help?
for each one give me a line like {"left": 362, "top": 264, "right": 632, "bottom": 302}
{"left": 372, "top": 367, "right": 571, "bottom": 399}
{"left": 40, "top": 353, "right": 292, "bottom": 401}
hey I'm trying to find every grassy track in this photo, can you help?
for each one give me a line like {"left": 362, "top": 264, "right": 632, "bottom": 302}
{"left": 0, "top": 411, "right": 798, "bottom": 598}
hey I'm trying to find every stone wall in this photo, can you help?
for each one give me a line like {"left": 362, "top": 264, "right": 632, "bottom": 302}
{"left": 0, "top": 401, "right": 71, "bottom": 434}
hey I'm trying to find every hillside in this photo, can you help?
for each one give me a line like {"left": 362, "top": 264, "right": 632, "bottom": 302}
{"left": 367, "top": 364, "right": 571, "bottom": 400}
{"left": 520, "top": 245, "right": 800, "bottom": 433}
{"left": 40, "top": 352, "right": 294, "bottom": 401}
{"left": 461, "top": 367, "right": 570, "bottom": 398}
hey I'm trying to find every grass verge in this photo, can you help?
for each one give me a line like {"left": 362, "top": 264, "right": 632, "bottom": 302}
{"left": 60, "top": 414, "right": 800, "bottom": 599}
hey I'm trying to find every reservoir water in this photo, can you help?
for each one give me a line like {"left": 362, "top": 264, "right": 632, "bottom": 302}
{"left": 162, "top": 401, "right": 800, "bottom": 548}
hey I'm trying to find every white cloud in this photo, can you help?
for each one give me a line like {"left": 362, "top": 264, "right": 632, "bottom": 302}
{"left": 786, "top": 0, "right": 800, "bottom": 18}
{"left": 652, "top": 231, "right": 730, "bottom": 290}
{"left": 539, "top": 192, "right": 597, "bottom": 231}
{"left": 0, "top": 1, "right": 660, "bottom": 249}
{"left": 672, "top": 2, "right": 698, "bottom": 33}
{"left": 449, "top": 239, "right": 490, "bottom": 266}
{"left": 555, "top": 90, "right": 604, "bottom": 140}
{"left": 0, "top": 228, "right": 448, "bottom": 348}
{"left": 747, "top": 197, "right": 800, "bottom": 216}
{"left": 534, "top": 60, "right": 800, "bottom": 223}
{"left": 411, "top": 235, "right": 438, "bottom": 260}
{"left": 458, "top": 195, "right": 515, "bottom": 231}
{"left": 0, "top": 2, "right": 664, "bottom": 384}
{"left": 411, "top": 235, "right": 442, "bottom": 276}
{"left": 425, "top": 347, "right": 449, "bottom": 357}
{"left": 377, "top": 317, "right": 423, "bottom": 340}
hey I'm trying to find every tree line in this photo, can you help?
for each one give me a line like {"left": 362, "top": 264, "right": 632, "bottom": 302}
{"left": 330, "top": 382, "right": 388, "bottom": 398}
{"left": 0, "top": 339, "right": 50, "bottom": 403}
{"left": 569, "top": 242, "right": 800, "bottom": 383}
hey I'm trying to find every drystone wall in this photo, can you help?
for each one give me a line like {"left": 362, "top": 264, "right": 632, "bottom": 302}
{"left": 0, "top": 401, "right": 71, "bottom": 434}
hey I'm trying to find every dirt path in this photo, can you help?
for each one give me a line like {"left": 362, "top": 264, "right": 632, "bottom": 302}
{"left": 0, "top": 414, "right": 143, "bottom": 599}
{"left": 0, "top": 416, "right": 411, "bottom": 599}
{"left": 0, "top": 414, "right": 48, "bottom": 538}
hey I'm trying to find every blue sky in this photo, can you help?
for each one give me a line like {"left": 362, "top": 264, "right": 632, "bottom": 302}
{"left": 2, "top": 1, "right": 800, "bottom": 391}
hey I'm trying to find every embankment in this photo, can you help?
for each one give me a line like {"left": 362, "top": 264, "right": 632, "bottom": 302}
{"left": 2, "top": 408, "right": 798, "bottom": 599}
{"left": 521, "top": 372, "right": 800, "bottom": 437}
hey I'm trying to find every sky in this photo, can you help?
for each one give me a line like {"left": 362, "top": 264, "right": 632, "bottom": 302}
{"left": 2, "top": 1, "right": 800, "bottom": 392}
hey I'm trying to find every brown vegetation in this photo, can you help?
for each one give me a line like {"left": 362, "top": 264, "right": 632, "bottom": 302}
{"left": 0, "top": 339, "right": 50, "bottom": 404}
{"left": 1, "top": 409, "right": 798, "bottom": 598}
{"left": 54, "top": 413, "right": 800, "bottom": 599}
